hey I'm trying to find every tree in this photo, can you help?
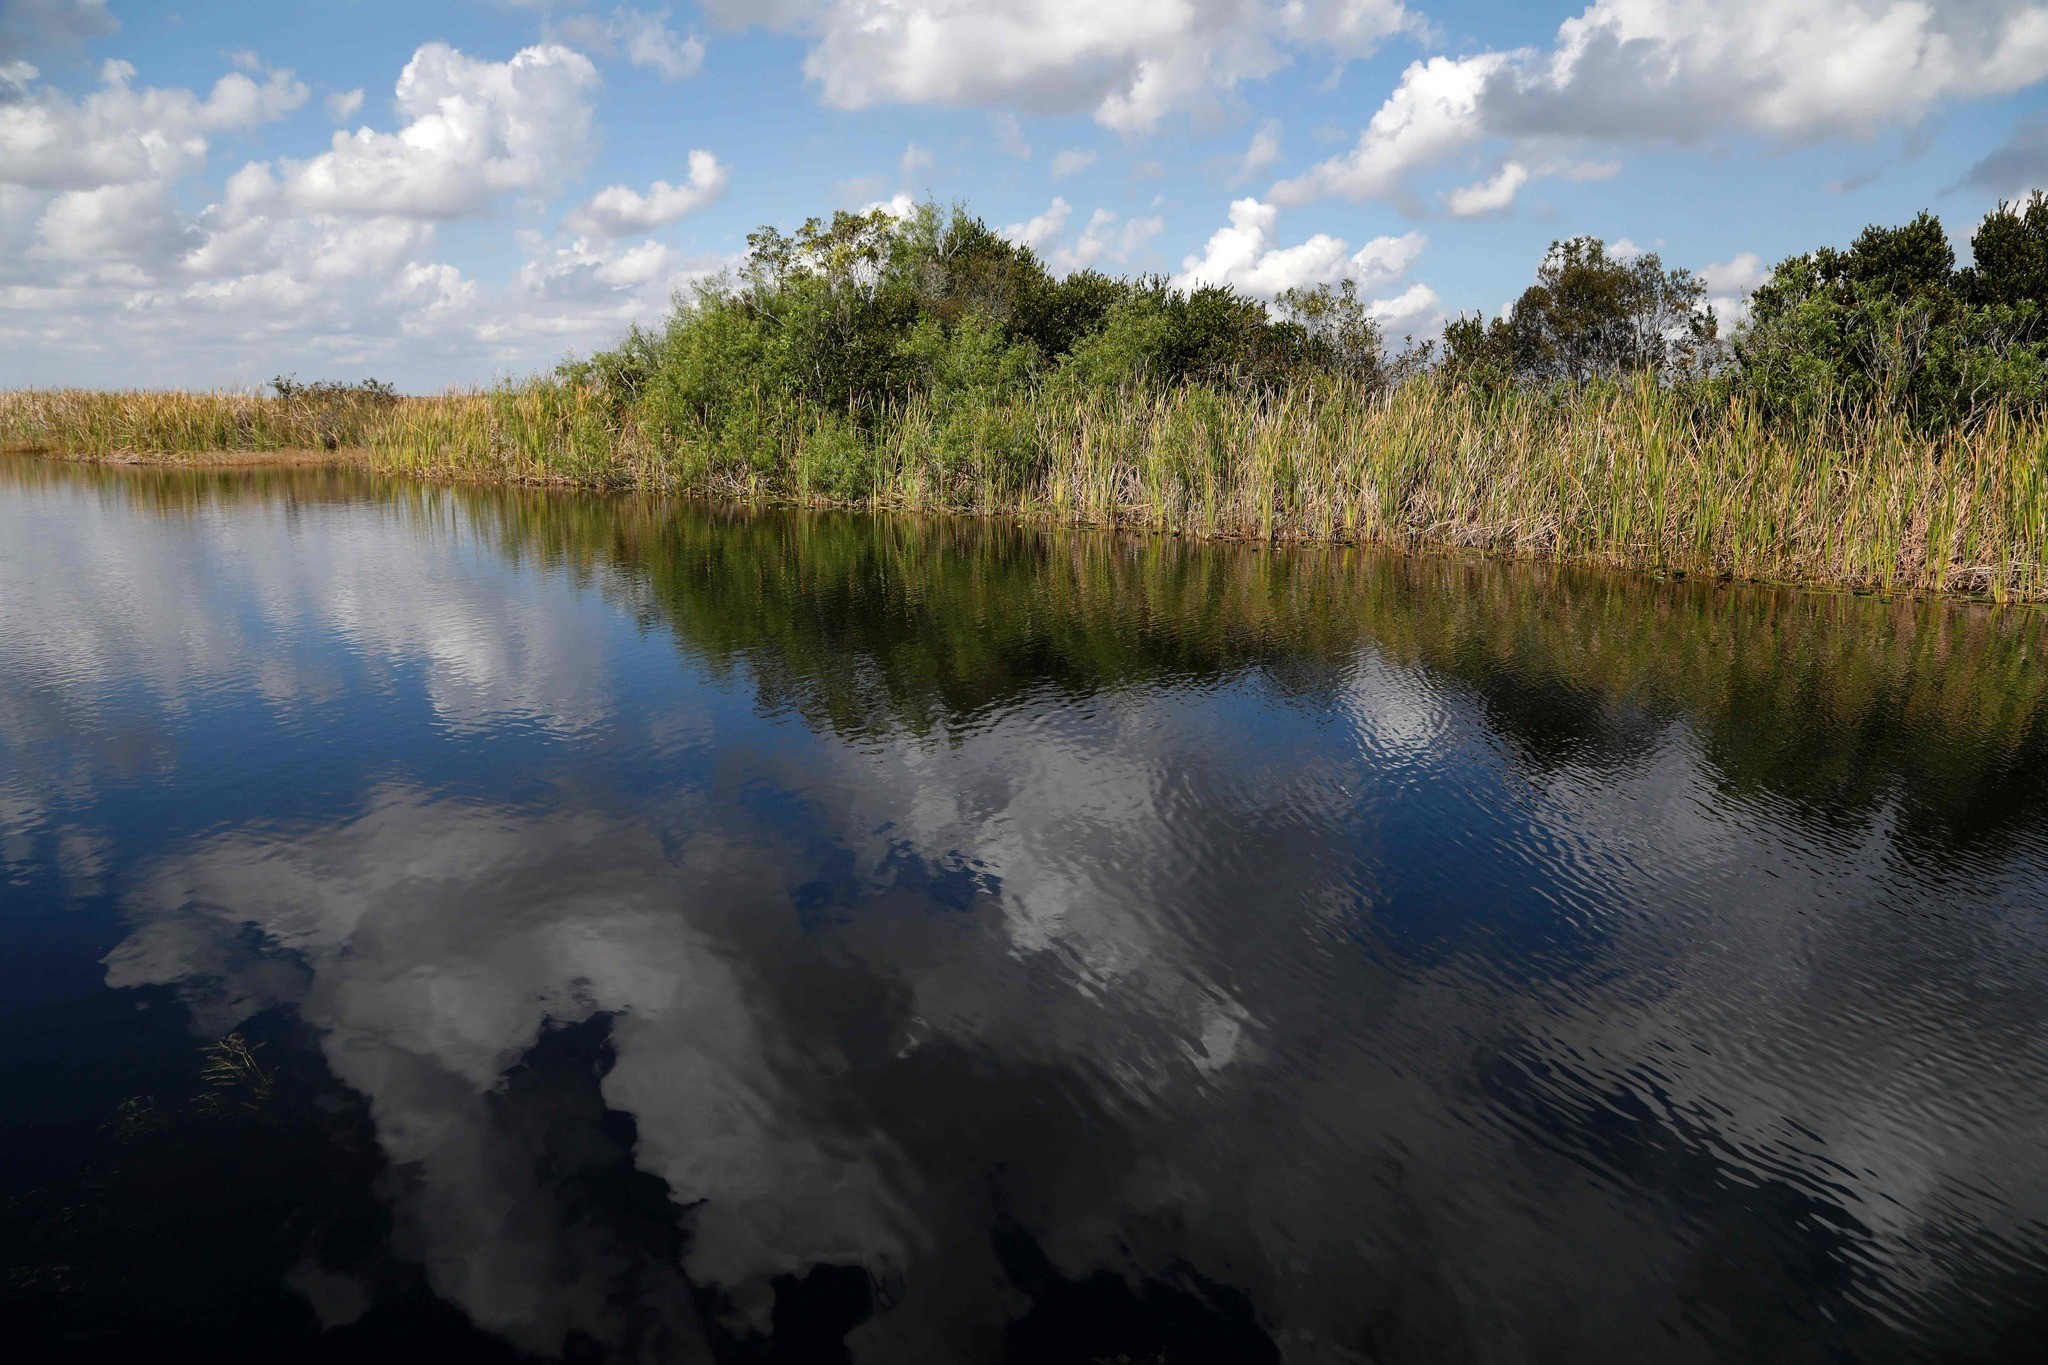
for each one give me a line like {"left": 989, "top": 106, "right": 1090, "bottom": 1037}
{"left": 1736, "top": 207, "right": 2048, "bottom": 428}
{"left": 1962, "top": 192, "right": 2048, "bottom": 314}
{"left": 1273, "top": 279, "right": 1386, "bottom": 386}
{"left": 1443, "top": 236, "right": 1715, "bottom": 386}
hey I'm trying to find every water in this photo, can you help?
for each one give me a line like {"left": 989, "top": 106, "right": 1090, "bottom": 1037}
{"left": 4, "top": 459, "right": 2048, "bottom": 1363}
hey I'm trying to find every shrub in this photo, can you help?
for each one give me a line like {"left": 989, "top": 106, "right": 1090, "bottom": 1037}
{"left": 1736, "top": 204, "right": 2048, "bottom": 428}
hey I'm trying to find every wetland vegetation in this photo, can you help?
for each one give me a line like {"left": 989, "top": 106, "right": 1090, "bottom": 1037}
{"left": 9, "top": 195, "right": 2048, "bottom": 599}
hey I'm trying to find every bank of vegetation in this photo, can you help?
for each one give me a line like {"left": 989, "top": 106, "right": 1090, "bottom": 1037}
{"left": 7, "top": 196, "right": 2048, "bottom": 600}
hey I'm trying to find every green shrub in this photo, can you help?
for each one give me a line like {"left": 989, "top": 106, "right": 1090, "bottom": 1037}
{"left": 1736, "top": 204, "right": 2048, "bottom": 429}
{"left": 798, "top": 412, "right": 874, "bottom": 500}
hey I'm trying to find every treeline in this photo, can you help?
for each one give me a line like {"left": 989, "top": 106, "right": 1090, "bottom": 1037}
{"left": 13, "top": 195, "right": 2048, "bottom": 600}
{"left": 559, "top": 205, "right": 1404, "bottom": 493}
{"left": 563, "top": 194, "right": 2048, "bottom": 466}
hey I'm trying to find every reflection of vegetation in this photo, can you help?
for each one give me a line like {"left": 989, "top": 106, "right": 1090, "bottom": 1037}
{"left": 9, "top": 457, "right": 2048, "bottom": 840}
{"left": 104, "top": 1096, "right": 172, "bottom": 1140}
{"left": 459, "top": 488, "right": 2048, "bottom": 841}
{"left": 479, "top": 493, "right": 1382, "bottom": 734}
{"left": 0, "top": 453, "right": 402, "bottom": 512}
{"left": 198, "top": 1033, "right": 275, "bottom": 1112}
{"left": 4, "top": 1021, "right": 339, "bottom": 1334}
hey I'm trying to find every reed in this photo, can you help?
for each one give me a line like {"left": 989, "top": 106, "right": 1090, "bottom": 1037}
{"left": 8, "top": 376, "right": 2048, "bottom": 601}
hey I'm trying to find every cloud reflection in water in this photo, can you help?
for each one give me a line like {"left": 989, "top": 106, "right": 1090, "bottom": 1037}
{"left": 4, "top": 464, "right": 2048, "bottom": 1360}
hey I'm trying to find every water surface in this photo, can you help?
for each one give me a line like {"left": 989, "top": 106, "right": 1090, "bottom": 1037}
{"left": 4, "top": 459, "right": 2048, "bottom": 1362}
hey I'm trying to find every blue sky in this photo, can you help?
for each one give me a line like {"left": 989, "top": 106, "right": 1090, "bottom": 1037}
{"left": 4, "top": 0, "right": 2048, "bottom": 389}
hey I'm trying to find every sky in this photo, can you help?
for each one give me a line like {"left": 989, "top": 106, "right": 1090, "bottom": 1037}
{"left": 3, "top": 0, "right": 2047, "bottom": 391}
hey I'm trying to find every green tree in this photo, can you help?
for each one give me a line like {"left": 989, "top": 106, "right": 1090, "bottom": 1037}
{"left": 1736, "top": 207, "right": 2048, "bottom": 428}
{"left": 1443, "top": 236, "right": 1716, "bottom": 386}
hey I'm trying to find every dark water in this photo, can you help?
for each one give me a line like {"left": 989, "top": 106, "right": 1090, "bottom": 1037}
{"left": 5, "top": 460, "right": 2048, "bottom": 1364}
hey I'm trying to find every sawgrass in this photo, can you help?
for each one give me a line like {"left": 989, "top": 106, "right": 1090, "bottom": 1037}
{"left": 7, "top": 376, "right": 2048, "bottom": 600}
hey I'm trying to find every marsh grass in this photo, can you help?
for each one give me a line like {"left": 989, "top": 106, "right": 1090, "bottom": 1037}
{"left": 8, "top": 377, "right": 2048, "bottom": 600}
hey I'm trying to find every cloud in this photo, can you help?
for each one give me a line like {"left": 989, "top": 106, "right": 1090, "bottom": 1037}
{"left": 1116, "top": 213, "right": 1165, "bottom": 257}
{"left": 1275, "top": 0, "right": 2048, "bottom": 206}
{"left": 991, "top": 112, "right": 1030, "bottom": 159}
{"left": 563, "top": 150, "right": 728, "bottom": 236}
{"left": 703, "top": 0, "right": 1421, "bottom": 133}
{"left": 1562, "top": 158, "right": 1621, "bottom": 182}
{"left": 1443, "top": 160, "right": 1527, "bottom": 216}
{"left": 899, "top": 142, "right": 934, "bottom": 178}
{"left": 324, "top": 87, "right": 364, "bottom": 121}
{"left": 0, "top": 38, "right": 695, "bottom": 387}
{"left": 0, "top": 56, "right": 306, "bottom": 191}
{"left": 1368, "top": 279, "right": 1439, "bottom": 325}
{"left": 1001, "top": 195, "right": 1070, "bottom": 254}
{"left": 101, "top": 785, "right": 904, "bottom": 1349}
{"left": 1700, "top": 251, "right": 1767, "bottom": 295}
{"left": 516, "top": 235, "right": 684, "bottom": 303}
{"left": 1175, "top": 196, "right": 1426, "bottom": 299}
{"left": 1269, "top": 52, "right": 1504, "bottom": 206}
{"left": 1233, "top": 119, "right": 1283, "bottom": 184}
{"left": 553, "top": 6, "right": 706, "bottom": 81}
{"left": 0, "top": 0, "right": 116, "bottom": 62}
{"left": 1962, "top": 114, "right": 2048, "bottom": 198}
{"left": 1002, "top": 198, "right": 1162, "bottom": 274}
{"left": 470, "top": 234, "right": 727, "bottom": 352}
{"left": 268, "top": 43, "right": 598, "bottom": 220}
{"left": 833, "top": 173, "right": 887, "bottom": 206}
{"left": 1700, "top": 249, "right": 1769, "bottom": 323}
{"left": 864, "top": 190, "right": 919, "bottom": 219}
{"left": 35, "top": 178, "right": 188, "bottom": 262}
{"left": 1048, "top": 147, "right": 1096, "bottom": 179}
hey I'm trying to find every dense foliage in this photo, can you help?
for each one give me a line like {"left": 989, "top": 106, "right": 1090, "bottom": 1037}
{"left": 1442, "top": 237, "right": 1717, "bottom": 387}
{"left": 564, "top": 194, "right": 2048, "bottom": 462}
{"left": 556, "top": 203, "right": 1399, "bottom": 487}
{"left": 1735, "top": 199, "right": 2048, "bottom": 429}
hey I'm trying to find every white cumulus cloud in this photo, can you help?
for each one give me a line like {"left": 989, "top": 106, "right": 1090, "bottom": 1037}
{"left": 1176, "top": 196, "right": 1426, "bottom": 299}
{"left": 1001, "top": 195, "right": 1071, "bottom": 254}
{"left": 0, "top": 57, "right": 306, "bottom": 191}
{"left": 1275, "top": 1, "right": 2048, "bottom": 206}
{"left": 0, "top": 37, "right": 704, "bottom": 387}
{"left": 1002, "top": 198, "right": 1163, "bottom": 274}
{"left": 1049, "top": 147, "right": 1096, "bottom": 179}
{"left": 325, "top": 87, "right": 364, "bottom": 121}
{"left": 703, "top": 0, "right": 1421, "bottom": 133}
{"left": 270, "top": 43, "right": 598, "bottom": 220}
{"left": 1270, "top": 52, "right": 1504, "bottom": 206}
{"left": 1700, "top": 249, "right": 1771, "bottom": 323}
{"left": 1367, "top": 280, "right": 1439, "bottom": 325}
{"left": 563, "top": 151, "right": 728, "bottom": 236}
{"left": 1234, "top": 119, "right": 1283, "bottom": 184}
{"left": 1443, "top": 161, "right": 1528, "bottom": 217}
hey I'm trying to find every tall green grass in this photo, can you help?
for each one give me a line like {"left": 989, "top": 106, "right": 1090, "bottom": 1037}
{"left": 8, "top": 378, "right": 2048, "bottom": 601}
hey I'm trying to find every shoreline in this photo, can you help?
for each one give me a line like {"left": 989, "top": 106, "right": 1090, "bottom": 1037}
{"left": 8, "top": 441, "right": 2038, "bottom": 610}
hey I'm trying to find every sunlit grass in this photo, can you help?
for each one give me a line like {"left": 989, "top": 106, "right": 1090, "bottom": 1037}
{"left": 8, "top": 377, "right": 2048, "bottom": 600}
